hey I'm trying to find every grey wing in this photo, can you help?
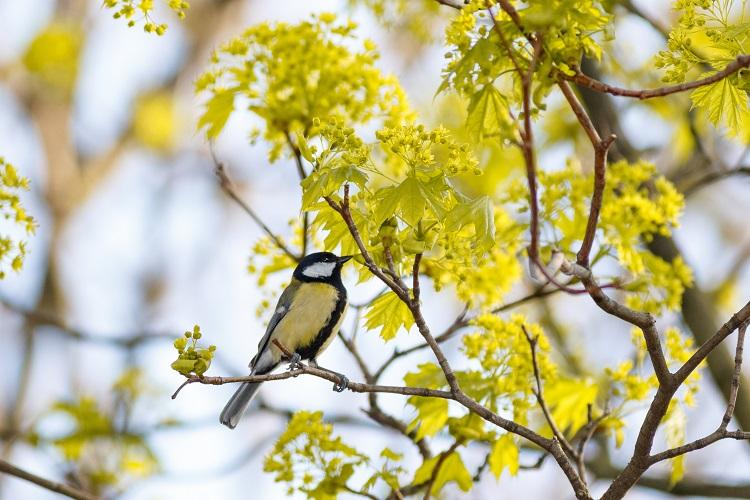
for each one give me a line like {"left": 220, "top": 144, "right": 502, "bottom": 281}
{"left": 249, "top": 281, "right": 299, "bottom": 369}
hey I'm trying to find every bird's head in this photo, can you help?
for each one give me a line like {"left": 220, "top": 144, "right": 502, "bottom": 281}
{"left": 293, "top": 252, "right": 352, "bottom": 283}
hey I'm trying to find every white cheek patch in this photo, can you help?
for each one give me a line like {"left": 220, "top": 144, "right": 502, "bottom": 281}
{"left": 302, "top": 261, "right": 336, "bottom": 278}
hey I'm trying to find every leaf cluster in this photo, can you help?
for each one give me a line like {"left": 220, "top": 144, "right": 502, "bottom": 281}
{"left": 195, "top": 14, "right": 412, "bottom": 161}
{"left": 264, "top": 411, "right": 404, "bottom": 499}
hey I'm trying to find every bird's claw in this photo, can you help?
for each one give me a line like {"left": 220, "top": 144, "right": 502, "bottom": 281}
{"left": 332, "top": 374, "right": 349, "bottom": 392}
{"left": 287, "top": 352, "right": 303, "bottom": 371}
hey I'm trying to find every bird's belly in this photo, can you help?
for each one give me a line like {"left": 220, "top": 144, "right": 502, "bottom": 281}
{"left": 316, "top": 302, "right": 348, "bottom": 355}
{"left": 269, "top": 283, "right": 344, "bottom": 360}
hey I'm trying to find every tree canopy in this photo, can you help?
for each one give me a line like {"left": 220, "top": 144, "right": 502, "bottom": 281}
{"left": 1, "top": 1, "right": 750, "bottom": 499}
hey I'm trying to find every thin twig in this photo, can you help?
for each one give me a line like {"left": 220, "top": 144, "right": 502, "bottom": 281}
{"left": 683, "top": 166, "right": 750, "bottom": 195}
{"left": 412, "top": 254, "right": 422, "bottom": 304}
{"left": 522, "top": 325, "right": 577, "bottom": 460}
{"left": 284, "top": 133, "right": 311, "bottom": 256}
{"left": 423, "top": 440, "right": 463, "bottom": 500}
{"left": 574, "top": 404, "right": 610, "bottom": 489}
{"left": 383, "top": 244, "right": 407, "bottom": 290}
{"left": 648, "top": 429, "right": 750, "bottom": 464}
{"left": 209, "top": 147, "right": 300, "bottom": 262}
{"left": 520, "top": 37, "right": 543, "bottom": 264}
{"left": 0, "top": 459, "right": 97, "bottom": 500}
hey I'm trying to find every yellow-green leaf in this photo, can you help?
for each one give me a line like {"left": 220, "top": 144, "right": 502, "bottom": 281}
{"left": 466, "top": 84, "right": 510, "bottom": 141}
{"left": 413, "top": 452, "right": 472, "bottom": 494}
{"left": 374, "top": 186, "right": 402, "bottom": 226}
{"left": 664, "top": 402, "right": 686, "bottom": 487}
{"left": 404, "top": 363, "right": 446, "bottom": 389}
{"left": 197, "top": 88, "right": 235, "bottom": 138}
{"left": 488, "top": 434, "right": 519, "bottom": 479}
{"left": 397, "top": 177, "right": 426, "bottom": 227}
{"left": 406, "top": 397, "right": 449, "bottom": 440}
{"left": 445, "top": 196, "right": 495, "bottom": 250}
{"left": 691, "top": 76, "right": 750, "bottom": 137}
{"left": 545, "top": 378, "right": 598, "bottom": 434}
{"left": 363, "top": 292, "right": 414, "bottom": 341}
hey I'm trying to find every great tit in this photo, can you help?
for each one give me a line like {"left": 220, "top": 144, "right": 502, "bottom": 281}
{"left": 220, "top": 252, "right": 352, "bottom": 429}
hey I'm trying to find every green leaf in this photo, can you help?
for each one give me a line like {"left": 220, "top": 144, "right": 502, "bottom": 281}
{"left": 296, "top": 132, "right": 315, "bottom": 163}
{"left": 328, "top": 165, "right": 368, "bottom": 191}
{"left": 374, "top": 186, "right": 402, "bottom": 226}
{"left": 413, "top": 452, "right": 473, "bottom": 494}
{"left": 363, "top": 292, "right": 414, "bottom": 341}
{"left": 466, "top": 84, "right": 510, "bottom": 141}
{"left": 404, "top": 363, "right": 447, "bottom": 389}
{"left": 406, "top": 397, "right": 449, "bottom": 440}
{"left": 488, "top": 434, "right": 519, "bottom": 479}
{"left": 380, "top": 447, "right": 403, "bottom": 462}
{"left": 417, "top": 176, "right": 451, "bottom": 220}
{"left": 197, "top": 88, "right": 236, "bottom": 138}
{"left": 664, "top": 403, "right": 686, "bottom": 487}
{"left": 439, "top": 37, "right": 496, "bottom": 97}
{"left": 300, "top": 166, "right": 367, "bottom": 210}
{"left": 445, "top": 196, "right": 496, "bottom": 251}
{"left": 397, "top": 177, "right": 426, "bottom": 227}
{"left": 691, "top": 76, "right": 750, "bottom": 137}
{"left": 545, "top": 378, "right": 598, "bottom": 434}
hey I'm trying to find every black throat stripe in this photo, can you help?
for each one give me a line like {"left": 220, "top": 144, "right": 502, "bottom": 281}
{"left": 297, "top": 287, "right": 347, "bottom": 361}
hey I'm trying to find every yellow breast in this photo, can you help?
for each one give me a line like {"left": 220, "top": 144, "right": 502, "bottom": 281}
{"left": 268, "top": 282, "right": 342, "bottom": 359}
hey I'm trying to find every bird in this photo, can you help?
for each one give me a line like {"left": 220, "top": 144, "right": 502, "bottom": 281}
{"left": 220, "top": 252, "right": 352, "bottom": 429}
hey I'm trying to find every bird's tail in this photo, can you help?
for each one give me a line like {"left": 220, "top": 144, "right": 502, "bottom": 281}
{"left": 219, "top": 381, "right": 262, "bottom": 429}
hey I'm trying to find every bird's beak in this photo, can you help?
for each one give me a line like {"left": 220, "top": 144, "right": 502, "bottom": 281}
{"left": 338, "top": 255, "right": 353, "bottom": 264}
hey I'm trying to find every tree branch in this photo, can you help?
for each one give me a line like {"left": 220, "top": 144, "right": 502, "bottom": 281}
{"left": 648, "top": 321, "right": 750, "bottom": 464}
{"left": 722, "top": 321, "right": 747, "bottom": 428}
{"left": 564, "top": 54, "right": 750, "bottom": 100}
{"left": 649, "top": 428, "right": 750, "bottom": 464}
{"left": 171, "top": 364, "right": 453, "bottom": 401}
{"left": 324, "top": 187, "right": 408, "bottom": 301}
{"left": 557, "top": 80, "right": 616, "bottom": 268}
{"left": 0, "top": 298, "right": 173, "bottom": 349}
{"left": 0, "top": 459, "right": 97, "bottom": 500}
{"left": 325, "top": 187, "right": 591, "bottom": 498}
{"left": 683, "top": 166, "right": 750, "bottom": 195}
{"left": 674, "top": 303, "right": 750, "bottom": 386}
{"left": 601, "top": 303, "right": 750, "bottom": 499}
{"left": 588, "top": 450, "right": 750, "bottom": 498}
{"left": 560, "top": 260, "right": 671, "bottom": 386}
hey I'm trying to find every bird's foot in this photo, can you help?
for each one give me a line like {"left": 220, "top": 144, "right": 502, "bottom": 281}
{"left": 308, "top": 359, "right": 348, "bottom": 392}
{"left": 287, "top": 352, "right": 303, "bottom": 371}
{"left": 332, "top": 373, "right": 349, "bottom": 392}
